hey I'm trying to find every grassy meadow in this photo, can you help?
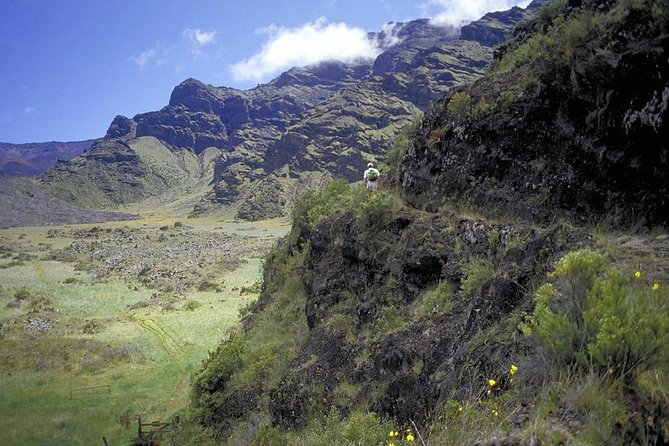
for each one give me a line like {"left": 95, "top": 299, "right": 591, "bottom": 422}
{"left": 0, "top": 214, "right": 289, "bottom": 445}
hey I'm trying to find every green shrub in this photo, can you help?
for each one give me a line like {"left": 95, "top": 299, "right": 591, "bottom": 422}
{"left": 528, "top": 249, "right": 669, "bottom": 376}
{"left": 356, "top": 190, "right": 402, "bottom": 228}
{"left": 192, "top": 247, "right": 310, "bottom": 429}
{"left": 428, "top": 399, "right": 509, "bottom": 445}
{"left": 537, "top": 0, "right": 567, "bottom": 23}
{"left": 251, "top": 420, "right": 288, "bottom": 445}
{"left": 82, "top": 319, "right": 102, "bottom": 334}
{"left": 526, "top": 249, "right": 669, "bottom": 441}
{"left": 460, "top": 258, "right": 495, "bottom": 297}
{"left": 374, "top": 305, "right": 406, "bottom": 337}
{"left": 292, "top": 179, "right": 352, "bottom": 230}
{"left": 197, "top": 280, "right": 222, "bottom": 292}
{"left": 27, "top": 293, "right": 54, "bottom": 313}
{"left": 256, "top": 409, "right": 392, "bottom": 446}
{"left": 292, "top": 180, "right": 402, "bottom": 238}
{"left": 471, "top": 98, "right": 492, "bottom": 120}
{"left": 183, "top": 300, "right": 202, "bottom": 311}
{"left": 193, "top": 335, "right": 243, "bottom": 396}
{"left": 416, "top": 281, "right": 454, "bottom": 317}
{"left": 239, "top": 280, "right": 262, "bottom": 295}
{"left": 447, "top": 91, "right": 473, "bottom": 122}
{"left": 385, "top": 115, "right": 421, "bottom": 182}
{"left": 565, "top": 372, "right": 628, "bottom": 444}
{"left": 163, "top": 411, "right": 217, "bottom": 446}
{"left": 14, "top": 288, "right": 31, "bottom": 300}
{"left": 519, "top": 365, "right": 634, "bottom": 444}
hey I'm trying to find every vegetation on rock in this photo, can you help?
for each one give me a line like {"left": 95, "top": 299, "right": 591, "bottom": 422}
{"left": 401, "top": 0, "right": 668, "bottom": 227}
{"left": 166, "top": 1, "right": 669, "bottom": 444}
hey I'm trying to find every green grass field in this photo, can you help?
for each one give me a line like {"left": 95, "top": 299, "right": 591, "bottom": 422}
{"left": 0, "top": 215, "right": 289, "bottom": 445}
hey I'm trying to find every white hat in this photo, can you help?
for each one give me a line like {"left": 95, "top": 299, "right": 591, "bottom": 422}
{"left": 367, "top": 162, "right": 374, "bottom": 168}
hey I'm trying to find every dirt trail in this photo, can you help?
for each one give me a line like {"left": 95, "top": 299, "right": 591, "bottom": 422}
{"left": 607, "top": 233, "right": 669, "bottom": 281}
{"left": 131, "top": 313, "right": 190, "bottom": 404}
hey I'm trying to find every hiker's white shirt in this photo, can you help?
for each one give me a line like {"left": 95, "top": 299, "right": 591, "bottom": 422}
{"left": 364, "top": 168, "right": 380, "bottom": 191}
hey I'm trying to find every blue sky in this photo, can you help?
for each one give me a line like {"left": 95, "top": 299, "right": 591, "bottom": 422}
{"left": 0, "top": 0, "right": 531, "bottom": 143}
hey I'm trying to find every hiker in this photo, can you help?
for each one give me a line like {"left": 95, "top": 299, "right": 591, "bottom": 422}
{"left": 363, "top": 162, "right": 380, "bottom": 193}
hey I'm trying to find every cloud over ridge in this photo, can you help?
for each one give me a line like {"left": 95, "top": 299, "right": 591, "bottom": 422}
{"left": 424, "top": 0, "right": 533, "bottom": 27}
{"left": 230, "top": 17, "right": 380, "bottom": 83}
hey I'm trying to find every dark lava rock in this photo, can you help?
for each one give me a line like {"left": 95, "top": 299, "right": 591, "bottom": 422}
{"left": 401, "top": 0, "right": 669, "bottom": 227}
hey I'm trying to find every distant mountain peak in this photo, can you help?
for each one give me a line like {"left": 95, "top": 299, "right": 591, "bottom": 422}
{"left": 39, "top": 3, "right": 538, "bottom": 216}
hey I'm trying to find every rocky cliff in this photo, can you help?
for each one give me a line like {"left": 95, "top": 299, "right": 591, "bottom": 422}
{"left": 177, "top": 1, "right": 669, "bottom": 445}
{"left": 400, "top": 0, "right": 669, "bottom": 227}
{"left": 189, "top": 192, "right": 592, "bottom": 437}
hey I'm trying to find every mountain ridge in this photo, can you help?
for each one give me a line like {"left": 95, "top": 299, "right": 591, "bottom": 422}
{"left": 38, "top": 5, "right": 543, "bottom": 216}
{"left": 0, "top": 139, "right": 94, "bottom": 176}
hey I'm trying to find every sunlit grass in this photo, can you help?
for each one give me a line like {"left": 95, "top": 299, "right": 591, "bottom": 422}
{"left": 0, "top": 216, "right": 287, "bottom": 445}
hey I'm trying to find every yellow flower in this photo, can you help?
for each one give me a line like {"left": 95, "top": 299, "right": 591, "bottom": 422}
{"left": 407, "top": 433, "right": 415, "bottom": 442}
{"left": 510, "top": 364, "right": 518, "bottom": 375}
{"left": 492, "top": 409, "right": 499, "bottom": 416}
{"left": 653, "top": 283, "right": 660, "bottom": 290}
{"left": 635, "top": 271, "right": 642, "bottom": 279}
{"left": 488, "top": 379, "right": 497, "bottom": 387}
{"left": 389, "top": 431, "right": 399, "bottom": 438}
{"left": 458, "top": 406, "right": 463, "bottom": 412}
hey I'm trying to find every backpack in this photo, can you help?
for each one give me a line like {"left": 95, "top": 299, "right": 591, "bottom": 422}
{"left": 367, "top": 169, "right": 379, "bottom": 182}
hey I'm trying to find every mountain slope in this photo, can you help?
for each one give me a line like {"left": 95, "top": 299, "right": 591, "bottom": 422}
{"left": 39, "top": 5, "right": 542, "bottom": 217}
{"left": 41, "top": 137, "right": 221, "bottom": 209}
{"left": 0, "top": 139, "right": 94, "bottom": 176}
{"left": 0, "top": 177, "right": 135, "bottom": 228}
{"left": 40, "top": 64, "right": 372, "bottom": 210}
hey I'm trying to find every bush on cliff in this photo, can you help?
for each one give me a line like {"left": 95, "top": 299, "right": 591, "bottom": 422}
{"left": 523, "top": 249, "right": 669, "bottom": 443}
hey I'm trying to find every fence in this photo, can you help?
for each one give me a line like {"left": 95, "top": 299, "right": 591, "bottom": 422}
{"left": 70, "top": 384, "right": 111, "bottom": 399}
{"left": 137, "top": 415, "right": 180, "bottom": 443}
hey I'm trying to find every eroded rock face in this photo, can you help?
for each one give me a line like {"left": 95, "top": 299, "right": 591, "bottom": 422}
{"left": 401, "top": 0, "right": 669, "bottom": 227}
{"left": 460, "top": 6, "right": 529, "bottom": 46}
{"left": 284, "top": 210, "right": 588, "bottom": 427}
{"left": 135, "top": 105, "right": 228, "bottom": 153}
{"left": 198, "top": 206, "right": 591, "bottom": 431}
{"left": 105, "top": 115, "right": 136, "bottom": 139}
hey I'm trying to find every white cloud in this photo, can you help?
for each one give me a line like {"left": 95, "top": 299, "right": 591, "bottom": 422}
{"left": 130, "top": 28, "right": 218, "bottom": 70}
{"left": 131, "top": 48, "right": 158, "bottom": 69}
{"left": 22, "top": 106, "right": 36, "bottom": 115}
{"left": 423, "top": 0, "right": 533, "bottom": 27}
{"left": 230, "top": 17, "right": 380, "bottom": 83}
{"left": 379, "top": 22, "right": 405, "bottom": 48}
{"left": 183, "top": 28, "right": 218, "bottom": 58}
